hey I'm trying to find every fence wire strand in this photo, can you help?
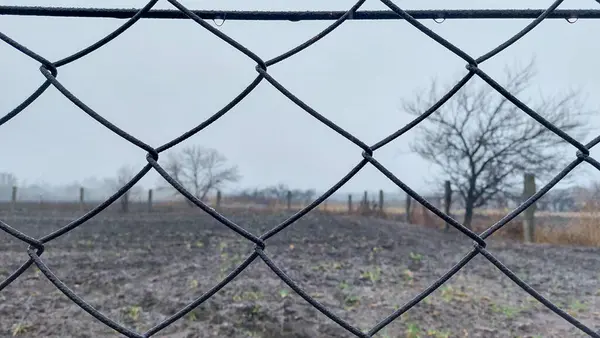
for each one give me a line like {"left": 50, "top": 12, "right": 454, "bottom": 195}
{"left": 2, "top": 1, "right": 600, "bottom": 337}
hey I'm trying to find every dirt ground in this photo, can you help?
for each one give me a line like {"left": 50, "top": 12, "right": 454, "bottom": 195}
{"left": 1, "top": 208, "right": 600, "bottom": 337}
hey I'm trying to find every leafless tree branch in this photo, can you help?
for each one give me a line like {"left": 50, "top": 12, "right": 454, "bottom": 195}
{"left": 158, "top": 145, "right": 241, "bottom": 205}
{"left": 402, "top": 59, "right": 590, "bottom": 228}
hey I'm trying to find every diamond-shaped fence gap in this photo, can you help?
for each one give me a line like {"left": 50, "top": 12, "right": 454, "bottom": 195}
{"left": 476, "top": 247, "right": 600, "bottom": 337}
{"left": 250, "top": 176, "right": 473, "bottom": 336}
{"left": 48, "top": 26, "right": 259, "bottom": 148}
{"left": 263, "top": 24, "right": 465, "bottom": 146}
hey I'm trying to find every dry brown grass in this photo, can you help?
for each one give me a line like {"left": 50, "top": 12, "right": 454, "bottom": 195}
{"left": 218, "top": 199, "right": 600, "bottom": 247}
{"left": 5, "top": 197, "right": 600, "bottom": 247}
{"left": 535, "top": 203, "right": 600, "bottom": 247}
{"left": 405, "top": 202, "right": 600, "bottom": 247}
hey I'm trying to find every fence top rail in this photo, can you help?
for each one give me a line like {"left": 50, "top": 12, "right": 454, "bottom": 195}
{"left": 2, "top": 6, "right": 600, "bottom": 21}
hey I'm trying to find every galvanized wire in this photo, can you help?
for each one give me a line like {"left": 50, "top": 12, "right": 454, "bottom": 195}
{"left": 1, "top": 1, "right": 600, "bottom": 337}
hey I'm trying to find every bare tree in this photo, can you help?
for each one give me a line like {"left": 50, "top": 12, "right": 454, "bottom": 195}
{"left": 264, "top": 183, "right": 290, "bottom": 203}
{"left": 291, "top": 188, "right": 317, "bottom": 205}
{"left": 571, "top": 182, "right": 600, "bottom": 211}
{"left": 105, "top": 165, "right": 141, "bottom": 213}
{"left": 538, "top": 188, "right": 576, "bottom": 212}
{"left": 160, "top": 145, "right": 241, "bottom": 205}
{"left": 403, "top": 59, "right": 589, "bottom": 229}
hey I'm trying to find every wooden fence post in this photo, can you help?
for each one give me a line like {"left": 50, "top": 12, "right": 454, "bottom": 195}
{"left": 405, "top": 193, "right": 412, "bottom": 223}
{"left": 286, "top": 190, "right": 292, "bottom": 211}
{"left": 216, "top": 190, "right": 222, "bottom": 209}
{"left": 121, "top": 191, "right": 129, "bottom": 213}
{"left": 523, "top": 173, "right": 536, "bottom": 243}
{"left": 147, "top": 189, "right": 153, "bottom": 212}
{"left": 444, "top": 180, "right": 452, "bottom": 231}
{"left": 379, "top": 190, "right": 384, "bottom": 214}
{"left": 348, "top": 194, "right": 353, "bottom": 213}
{"left": 79, "top": 187, "right": 85, "bottom": 212}
{"left": 421, "top": 203, "right": 431, "bottom": 225}
{"left": 11, "top": 186, "right": 17, "bottom": 212}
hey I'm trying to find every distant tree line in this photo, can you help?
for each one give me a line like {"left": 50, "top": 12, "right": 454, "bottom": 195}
{"left": 228, "top": 183, "right": 317, "bottom": 206}
{"left": 0, "top": 145, "right": 317, "bottom": 211}
{"left": 0, "top": 172, "right": 120, "bottom": 202}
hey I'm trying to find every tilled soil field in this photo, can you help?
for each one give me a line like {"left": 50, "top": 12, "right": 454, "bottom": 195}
{"left": 1, "top": 208, "right": 600, "bottom": 337}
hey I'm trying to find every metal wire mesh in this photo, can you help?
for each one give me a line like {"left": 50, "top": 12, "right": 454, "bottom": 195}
{"left": 1, "top": 1, "right": 600, "bottom": 337}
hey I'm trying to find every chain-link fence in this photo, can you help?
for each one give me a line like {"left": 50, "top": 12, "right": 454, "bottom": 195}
{"left": 2, "top": 1, "right": 600, "bottom": 337}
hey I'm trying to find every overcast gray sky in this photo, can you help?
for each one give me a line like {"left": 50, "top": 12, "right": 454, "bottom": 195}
{"left": 1, "top": 0, "right": 599, "bottom": 197}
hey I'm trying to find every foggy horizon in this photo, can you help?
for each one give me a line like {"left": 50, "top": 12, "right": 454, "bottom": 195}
{"left": 2, "top": 0, "right": 600, "bottom": 200}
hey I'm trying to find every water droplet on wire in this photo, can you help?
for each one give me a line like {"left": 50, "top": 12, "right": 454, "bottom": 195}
{"left": 433, "top": 17, "right": 446, "bottom": 24}
{"left": 566, "top": 16, "right": 578, "bottom": 24}
{"left": 213, "top": 15, "right": 226, "bottom": 27}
